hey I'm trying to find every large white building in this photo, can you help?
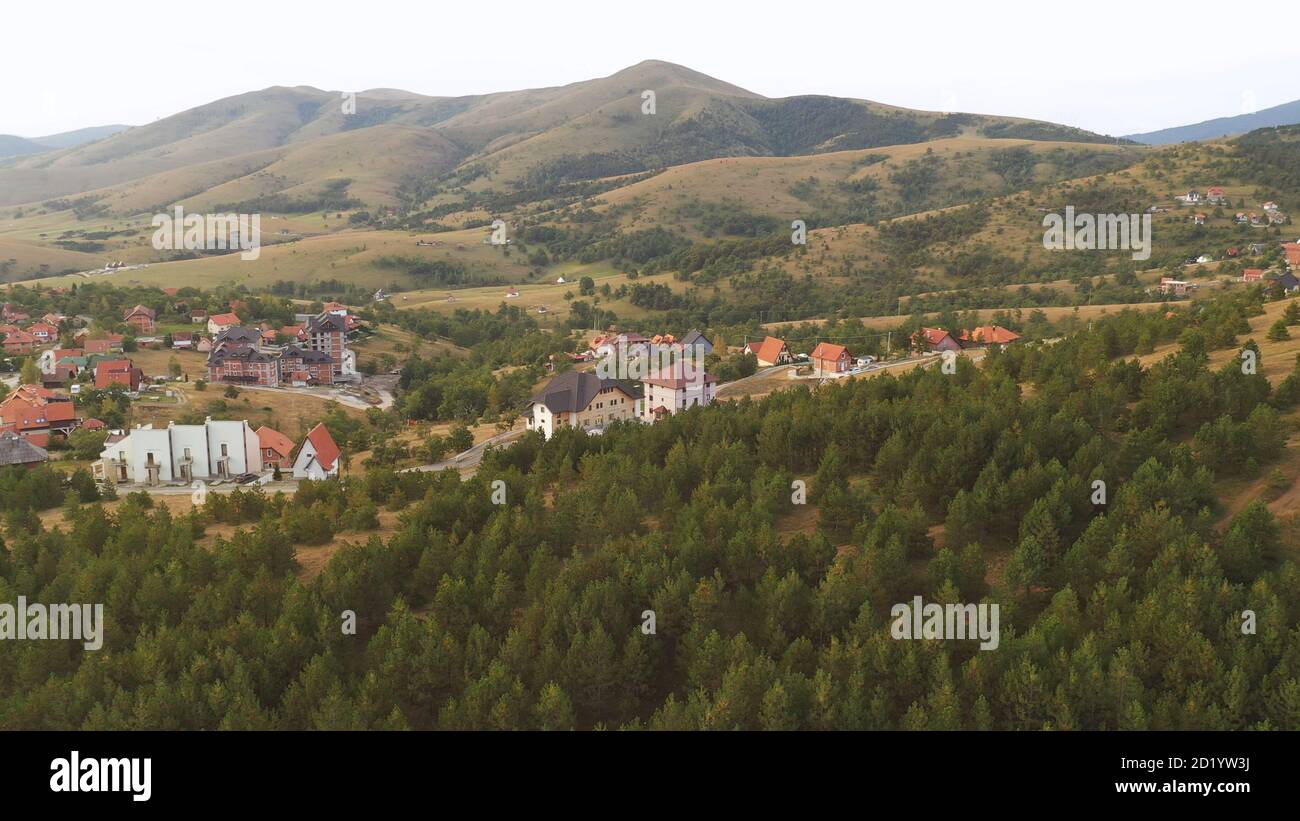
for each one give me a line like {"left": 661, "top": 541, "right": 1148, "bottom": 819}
{"left": 96, "top": 419, "right": 261, "bottom": 486}
{"left": 640, "top": 374, "right": 718, "bottom": 422}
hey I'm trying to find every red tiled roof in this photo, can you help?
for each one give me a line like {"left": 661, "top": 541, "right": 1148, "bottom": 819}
{"left": 963, "top": 325, "right": 1022, "bottom": 345}
{"left": 755, "top": 336, "right": 787, "bottom": 364}
{"left": 209, "top": 312, "right": 241, "bottom": 326}
{"left": 921, "top": 327, "right": 953, "bottom": 346}
{"left": 256, "top": 425, "right": 295, "bottom": 458}
{"left": 303, "top": 423, "right": 341, "bottom": 471}
{"left": 810, "top": 342, "right": 849, "bottom": 361}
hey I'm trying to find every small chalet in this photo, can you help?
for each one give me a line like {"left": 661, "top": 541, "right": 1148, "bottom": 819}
{"left": 256, "top": 425, "right": 295, "bottom": 469}
{"left": 810, "top": 342, "right": 852, "bottom": 377}
{"left": 293, "top": 423, "right": 342, "bottom": 480}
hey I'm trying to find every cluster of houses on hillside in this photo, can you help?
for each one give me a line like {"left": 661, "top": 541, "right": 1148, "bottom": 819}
{"left": 528, "top": 327, "right": 719, "bottom": 438}
{"left": 206, "top": 308, "right": 359, "bottom": 387}
{"left": 525, "top": 323, "right": 1025, "bottom": 439}
{"left": 94, "top": 419, "right": 342, "bottom": 485}
{"left": 1178, "top": 188, "right": 1289, "bottom": 228}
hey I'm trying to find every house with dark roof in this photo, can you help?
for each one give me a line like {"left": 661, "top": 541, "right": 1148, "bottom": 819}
{"left": 279, "top": 345, "right": 333, "bottom": 385}
{"left": 679, "top": 329, "right": 713, "bottom": 356}
{"left": 208, "top": 345, "right": 280, "bottom": 385}
{"left": 299, "top": 312, "right": 349, "bottom": 376}
{"left": 0, "top": 432, "right": 49, "bottom": 469}
{"left": 524, "top": 371, "right": 640, "bottom": 439}
{"left": 1274, "top": 271, "right": 1300, "bottom": 294}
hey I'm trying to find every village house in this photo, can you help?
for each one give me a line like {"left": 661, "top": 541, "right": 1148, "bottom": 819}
{"left": 1206, "top": 187, "right": 1228, "bottom": 205}
{"left": 0, "top": 385, "right": 81, "bottom": 447}
{"left": 960, "top": 326, "right": 1023, "bottom": 347}
{"left": 293, "top": 422, "right": 341, "bottom": 480}
{"left": 680, "top": 329, "right": 713, "bottom": 357}
{"left": 640, "top": 373, "right": 718, "bottom": 422}
{"left": 1236, "top": 212, "right": 1250, "bottom": 224}
{"left": 1276, "top": 272, "right": 1300, "bottom": 294}
{"left": 1285, "top": 243, "right": 1300, "bottom": 269}
{"left": 524, "top": 371, "right": 640, "bottom": 439}
{"left": 123, "top": 305, "right": 157, "bottom": 334}
{"left": 96, "top": 419, "right": 261, "bottom": 486}
{"left": 1192, "top": 213, "right": 1207, "bottom": 226}
{"left": 172, "top": 331, "right": 194, "bottom": 349}
{"left": 1160, "top": 277, "right": 1192, "bottom": 296}
{"left": 2, "top": 329, "right": 35, "bottom": 355}
{"left": 255, "top": 425, "right": 295, "bottom": 469}
{"left": 810, "top": 342, "right": 853, "bottom": 377}
{"left": 751, "top": 336, "right": 790, "bottom": 367}
{"left": 207, "top": 312, "right": 241, "bottom": 335}
{"left": 917, "top": 328, "right": 962, "bottom": 353}
{"left": 191, "top": 309, "right": 208, "bottom": 324}
{"left": 82, "top": 335, "right": 124, "bottom": 355}
{"left": 27, "top": 322, "right": 59, "bottom": 344}
{"left": 1242, "top": 268, "right": 1267, "bottom": 283}
{"left": 94, "top": 359, "right": 144, "bottom": 392}
{"left": 0, "top": 432, "right": 48, "bottom": 470}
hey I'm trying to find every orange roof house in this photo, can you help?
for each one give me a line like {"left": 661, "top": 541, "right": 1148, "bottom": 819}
{"left": 207, "top": 312, "right": 241, "bottom": 334}
{"left": 94, "top": 359, "right": 144, "bottom": 391}
{"left": 960, "top": 325, "right": 1022, "bottom": 346}
{"left": 2, "top": 329, "right": 36, "bottom": 354}
{"left": 256, "top": 425, "right": 295, "bottom": 468}
{"left": 27, "top": 322, "right": 59, "bottom": 342}
{"left": 754, "top": 336, "right": 790, "bottom": 367}
{"left": 1243, "top": 268, "right": 1266, "bottom": 283}
{"left": 0, "top": 384, "right": 80, "bottom": 447}
{"left": 1285, "top": 243, "right": 1300, "bottom": 269}
{"left": 810, "top": 342, "right": 852, "bottom": 376}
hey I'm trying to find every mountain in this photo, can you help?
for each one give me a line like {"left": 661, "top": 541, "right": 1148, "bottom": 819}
{"left": 0, "top": 61, "right": 1123, "bottom": 210}
{"left": 0, "top": 124, "right": 132, "bottom": 160}
{"left": 0, "top": 134, "right": 50, "bottom": 159}
{"left": 32, "top": 124, "right": 132, "bottom": 149}
{"left": 1124, "top": 98, "right": 1300, "bottom": 144}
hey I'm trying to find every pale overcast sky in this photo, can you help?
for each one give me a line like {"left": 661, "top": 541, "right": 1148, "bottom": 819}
{"left": 5, "top": 0, "right": 1298, "bottom": 138}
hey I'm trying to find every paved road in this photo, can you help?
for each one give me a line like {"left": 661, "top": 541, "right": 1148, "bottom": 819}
{"left": 405, "top": 428, "right": 529, "bottom": 474}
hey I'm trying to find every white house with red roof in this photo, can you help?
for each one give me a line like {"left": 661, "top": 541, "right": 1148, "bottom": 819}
{"left": 293, "top": 422, "right": 341, "bottom": 479}
{"left": 207, "top": 312, "right": 241, "bottom": 335}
